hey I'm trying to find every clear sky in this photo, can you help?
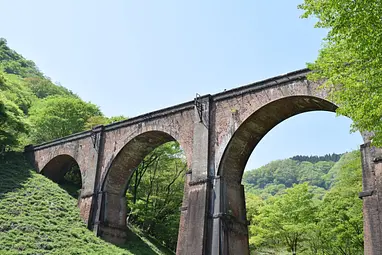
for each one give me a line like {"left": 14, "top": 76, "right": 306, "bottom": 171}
{"left": 0, "top": 0, "right": 363, "bottom": 170}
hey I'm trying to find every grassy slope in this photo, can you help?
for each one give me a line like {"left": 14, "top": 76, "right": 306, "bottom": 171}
{"left": 0, "top": 153, "right": 172, "bottom": 255}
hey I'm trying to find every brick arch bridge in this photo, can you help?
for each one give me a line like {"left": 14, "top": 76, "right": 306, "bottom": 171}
{"left": 25, "top": 69, "right": 381, "bottom": 255}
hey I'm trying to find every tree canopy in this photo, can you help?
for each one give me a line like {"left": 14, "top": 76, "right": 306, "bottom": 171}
{"left": 28, "top": 96, "right": 102, "bottom": 143}
{"left": 298, "top": 1, "right": 382, "bottom": 144}
{"left": 0, "top": 39, "right": 127, "bottom": 147}
{"left": 245, "top": 151, "right": 363, "bottom": 254}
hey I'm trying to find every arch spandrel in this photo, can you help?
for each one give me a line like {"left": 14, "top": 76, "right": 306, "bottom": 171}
{"left": 98, "top": 110, "right": 194, "bottom": 184}
{"left": 102, "top": 130, "right": 177, "bottom": 195}
{"left": 32, "top": 138, "right": 97, "bottom": 195}
{"left": 214, "top": 79, "right": 337, "bottom": 183}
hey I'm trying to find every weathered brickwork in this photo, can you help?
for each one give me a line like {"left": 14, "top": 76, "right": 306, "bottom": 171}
{"left": 25, "top": 69, "right": 381, "bottom": 255}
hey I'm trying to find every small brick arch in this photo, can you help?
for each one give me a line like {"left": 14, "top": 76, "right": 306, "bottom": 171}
{"left": 41, "top": 154, "right": 82, "bottom": 186}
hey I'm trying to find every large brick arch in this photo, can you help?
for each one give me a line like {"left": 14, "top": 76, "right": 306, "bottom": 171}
{"left": 218, "top": 95, "right": 337, "bottom": 183}
{"left": 99, "top": 130, "right": 186, "bottom": 243}
{"left": 213, "top": 94, "right": 340, "bottom": 254}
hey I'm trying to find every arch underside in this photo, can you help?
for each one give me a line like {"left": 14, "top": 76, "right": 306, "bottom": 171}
{"left": 103, "top": 131, "right": 176, "bottom": 195}
{"left": 219, "top": 96, "right": 338, "bottom": 184}
{"left": 41, "top": 154, "right": 80, "bottom": 184}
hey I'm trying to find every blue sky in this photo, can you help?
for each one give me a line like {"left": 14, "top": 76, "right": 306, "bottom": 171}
{"left": 0, "top": 0, "right": 363, "bottom": 169}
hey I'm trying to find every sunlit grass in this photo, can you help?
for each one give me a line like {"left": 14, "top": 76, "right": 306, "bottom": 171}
{"left": 0, "top": 153, "right": 171, "bottom": 255}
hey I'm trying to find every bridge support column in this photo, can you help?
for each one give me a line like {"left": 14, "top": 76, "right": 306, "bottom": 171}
{"left": 210, "top": 177, "right": 249, "bottom": 255}
{"left": 176, "top": 96, "right": 212, "bottom": 255}
{"left": 360, "top": 143, "right": 382, "bottom": 255}
{"left": 176, "top": 170, "right": 191, "bottom": 254}
{"left": 97, "top": 191, "right": 128, "bottom": 244}
{"left": 87, "top": 125, "right": 105, "bottom": 232}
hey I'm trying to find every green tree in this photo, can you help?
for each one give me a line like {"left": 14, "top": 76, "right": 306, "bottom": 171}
{"left": 24, "top": 77, "right": 77, "bottom": 99}
{"left": 85, "top": 115, "right": 127, "bottom": 129}
{"left": 0, "top": 72, "right": 36, "bottom": 114}
{"left": 0, "top": 94, "right": 28, "bottom": 153}
{"left": 246, "top": 193, "right": 264, "bottom": 250}
{"left": 126, "top": 142, "right": 186, "bottom": 251}
{"left": 85, "top": 116, "right": 111, "bottom": 129}
{"left": 0, "top": 72, "right": 30, "bottom": 152}
{"left": 250, "top": 183, "right": 316, "bottom": 254}
{"left": 298, "top": 1, "right": 382, "bottom": 144}
{"left": 108, "top": 115, "right": 126, "bottom": 123}
{"left": 28, "top": 96, "right": 102, "bottom": 143}
{"left": 311, "top": 151, "right": 363, "bottom": 255}
{"left": 0, "top": 38, "right": 43, "bottom": 78}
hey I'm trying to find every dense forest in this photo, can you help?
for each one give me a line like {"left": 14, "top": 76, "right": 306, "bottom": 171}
{"left": 244, "top": 152, "right": 363, "bottom": 254}
{"left": 0, "top": 38, "right": 363, "bottom": 255}
{"left": 290, "top": 153, "right": 342, "bottom": 164}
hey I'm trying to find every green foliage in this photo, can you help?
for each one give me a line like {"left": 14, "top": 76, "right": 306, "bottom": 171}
{"left": 28, "top": 96, "right": 102, "bottom": 143}
{"left": 85, "top": 115, "right": 128, "bottom": 129}
{"left": 250, "top": 183, "right": 316, "bottom": 254}
{"left": 24, "top": 77, "right": 77, "bottom": 99}
{"left": 243, "top": 158, "right": 335, "bottom": 195}
{"left": 0, "top": 73, "right": 36, "bottom": 114}
{"left": 85, "top": 116, "right": 111, "bottom": 129}
{"left": 0, "top": 39, "right": 108, "bottom": 147}
{"left": 291, "top": 153, "right": 342, "bottom": 163}
{"left": 0, "top": 93, "right": 29, "bottom": 153}
{"left": 246, "top": 151, "right": 363, "bottom": 254}
{"left": 109, "top": 115, "right": 127, "bottom": 123}
{"left": 298, "top": 1, "right": 382, "bottom": 145}
{"left": 0, "top": 38, "right": 43, "bottom": 78}
{"left": 126, "top": 142, "right": 186, "bottom": 251}
{"left": 312, "top": 151, "right": 363, "bottom": 254}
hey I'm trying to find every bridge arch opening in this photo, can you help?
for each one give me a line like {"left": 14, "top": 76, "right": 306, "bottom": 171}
{"left": 217, "top": 95, "right": 363, "bottom": 254}
{"left": 41, "top": 154, "right": 83, "bottom": 199}
{"left": 100, "top": 130, "right": 188, "bottom": 249}
{"left": 218, "top": 95, "right": 338, "bottom": 183}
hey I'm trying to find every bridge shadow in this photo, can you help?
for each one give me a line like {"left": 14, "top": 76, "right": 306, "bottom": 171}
{"left": 0, "top": 152, "right": 33, "bottom": 200}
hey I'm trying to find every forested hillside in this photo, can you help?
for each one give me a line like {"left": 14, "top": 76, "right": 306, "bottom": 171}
{"left": 0, "top": 38, "right": 127, "bottom": 152}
